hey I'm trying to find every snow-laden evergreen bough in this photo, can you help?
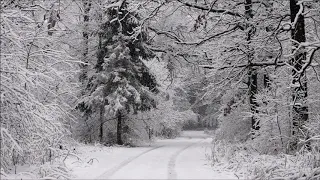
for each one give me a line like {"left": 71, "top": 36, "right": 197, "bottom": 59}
{"left": 76, "top": 0, "right": 159, "bottom": 145}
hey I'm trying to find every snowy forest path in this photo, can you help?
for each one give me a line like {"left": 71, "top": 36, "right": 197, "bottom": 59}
{"left": 167, "top": 138, "right": 203, "bottom": 179}
{"left": 95, "top": 145, "right": 164, "bottom": 179}
{"left": 95, "top": 131, "right": 236, "bottom": 179}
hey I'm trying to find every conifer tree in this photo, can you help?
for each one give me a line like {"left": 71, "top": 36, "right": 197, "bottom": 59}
{"left": 77, "top": 0, "right": 158, "bottom": 145}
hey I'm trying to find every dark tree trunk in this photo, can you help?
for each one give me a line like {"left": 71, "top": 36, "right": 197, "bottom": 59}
{"left": 79, "top": 0, "right": 91, "bottom": 82}
{"left": 47, "top": 10, "right": 58, "bottom": 36}
{"left": 116, "top": 111, "right": 124, "bottom": 145}
{"left": 245, "top": 0, "right": 259, "bottom": 131}
{"left": 249, "top": 68, "right": 259, "bottom": 130}
{"left": 289, "top": 0, "right": 308, "bottom": 147}
{"left": 82, "top": 0, "right": 91, "bottom": 63}
{"left": 263, "top": 74, "right": 270, "bottom": 88}
{"left": 99, "top": 104, "right": 105, "bottom": 143}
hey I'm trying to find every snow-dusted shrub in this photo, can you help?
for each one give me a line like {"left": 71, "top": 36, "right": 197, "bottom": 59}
{"left": 154, "top": 107, "right": 197, "bottom": 139}
{"left": 250, "top": 86, "right": 292, "bottom": 154}
{"left": 308, "top": 115, "right": 320, "bottom": 152}
{"left": 121, "top": 102, "right": 197, "bottom": 143}
{"left": 215, "top": 106, "right": 251, "bottom": 142}
{"left": 182, "top": 119, "right": 198, "bottom": 130}
{"left": 158, "top": 124, "right": 182, "bottom": 139}
{"left": 215, "top": 69, "right": 296, "bottom": 153}
{"left": 0, "top": 147, "right": 78, "bottom": 180}
{"left": 213, "top": 88, "right": 251, "bottom": 142}
{"left": 211, "top": 72, "right": 320, "bottom": 176}
{"left": 1, "top": 163, "right": 70, "bottom": 180}
{"left": 0, "top": 1, "right": 78, "bottom": 173}
{"left": 249, "top": 66, "right": 320, "bottom": 154}
{"left": 209, "top": 136, "right": 320, "bottom": 179}
{"left": 207, "top": 140, "right": 320, "bottom": 179}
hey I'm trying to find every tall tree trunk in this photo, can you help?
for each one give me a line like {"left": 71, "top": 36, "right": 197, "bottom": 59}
{"left": 245, "top": 0, "right": 259, "bottom": 131}
{"left": 99, "top": 104, "right": 105, "bottom": 143}
{"left": 79, "top": 0, "right": 91, "bottom": 82}
{"left": 289, "top": 0, "right": 308, "bottom": 148}
{"left": 116, "top": 111, "right": 124, "bottom": 145}
{"left": 249, "top": 67, "right": 259, "bottom": 130}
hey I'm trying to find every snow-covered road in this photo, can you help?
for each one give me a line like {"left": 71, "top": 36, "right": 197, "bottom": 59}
{"left": 67, "top": 131, "right": 235, "bottom": 179}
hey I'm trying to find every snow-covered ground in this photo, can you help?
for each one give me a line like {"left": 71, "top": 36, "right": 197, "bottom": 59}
{"left": 66, "top": 131, "right": 235, "bottom": 179}
{"left": 2, "top": 131, "right": 236, "bottom": 179}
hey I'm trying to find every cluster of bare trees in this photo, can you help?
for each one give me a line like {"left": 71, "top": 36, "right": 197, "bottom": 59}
{"left": 0, "top": 0, "right": 80, "bottom": 175}
{"left": 144, "top": 0, "right": 320, "bottom": 152}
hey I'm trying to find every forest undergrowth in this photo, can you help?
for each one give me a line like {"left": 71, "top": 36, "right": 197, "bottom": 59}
{"left": 208, "top": 130, "right": 320, "bottom": 179}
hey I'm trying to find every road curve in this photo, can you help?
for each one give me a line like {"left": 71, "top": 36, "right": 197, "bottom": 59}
{"left": 96, "top": 131, "right": 235, "bottom": 179}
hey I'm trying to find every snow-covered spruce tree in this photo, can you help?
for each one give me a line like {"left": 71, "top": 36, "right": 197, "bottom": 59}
{"left": 77, "top": 0, "right": 158, "bottom": 145}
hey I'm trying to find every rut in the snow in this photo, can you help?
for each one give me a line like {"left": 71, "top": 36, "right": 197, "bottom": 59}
{"left": 167, "top": 140, "right": 203, "bottom": 179}
{"left": 96, "top": 145, "right": 164, "bottom": 179}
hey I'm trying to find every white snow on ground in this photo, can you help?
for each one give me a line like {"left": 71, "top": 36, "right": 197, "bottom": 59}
{"left": 68, "top": 131, "right": 236, "bottom": 179}
{"left": 1, "top": 131, "right": 236, "bottom": 179}
{"left": 175, "top": 137, "right": 235, "bottom": 179}
{"left": 64, "top": 144, "right": 154, "bottom": 179}
{"left": 99, "top": 138, "right": 198, "bottom": 179}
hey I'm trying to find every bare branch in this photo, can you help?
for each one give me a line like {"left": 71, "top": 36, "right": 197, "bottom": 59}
{"left": 200, "top": 61, "right": 285, "bottom": 70}
{"left": 148, "top": 27, "right": 183, "bottom": 42}
{"left": 176, "top": 0, "right": 243, "bottom": 17}
{"left": 177, "top": 25, "right": 240, "bottom": 46}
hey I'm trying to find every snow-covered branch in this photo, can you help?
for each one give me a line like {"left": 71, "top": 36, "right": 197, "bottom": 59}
{"left": 176, "top": 0, "right": 243, "bottom": 17}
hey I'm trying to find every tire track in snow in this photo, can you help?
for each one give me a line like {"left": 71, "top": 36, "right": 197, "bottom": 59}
{"left": 96, "top": 145, "right": 164, "bottom": 179}
{"left": 167, "top": 139, "right": 204, "bottom": 179}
